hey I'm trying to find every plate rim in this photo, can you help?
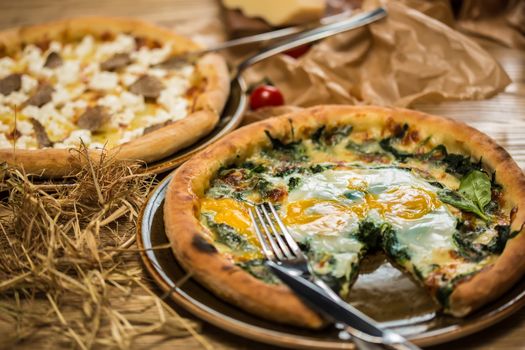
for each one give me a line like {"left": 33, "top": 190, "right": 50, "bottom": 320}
{"left": 142, "top": 78, "right": 247, "bottom": 175}
{"left": 137, "top": 175, "right": 525, "bottom": 349}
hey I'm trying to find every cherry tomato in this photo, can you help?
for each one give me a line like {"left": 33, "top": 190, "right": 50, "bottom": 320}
{"left": 249, "top": 85, "right": 285, "bottom": 110}
{"left": 283, "top": 44, "right": 311, "bottom": 59}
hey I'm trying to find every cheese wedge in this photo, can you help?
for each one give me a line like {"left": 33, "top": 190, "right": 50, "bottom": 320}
{"left": 223, "top": 0, "right": 326, "bottom": 26}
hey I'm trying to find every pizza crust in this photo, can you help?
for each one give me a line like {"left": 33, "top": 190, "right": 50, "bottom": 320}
{"left": 0, "top": 17, "right": 230, "bottom": 176}
{"left": 164, "top": 105, "right": 525, "bottom": 326}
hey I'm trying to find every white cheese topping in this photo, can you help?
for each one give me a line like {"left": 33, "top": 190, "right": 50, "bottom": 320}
{"left": 52, "top": 85, "right": 72, "bottom": 105}
{"left": 95, "top": 34, "right": 135, "bottom": 60}
{"left": 56, "top": 61, "right": 80, "bottom": 85}
{"left": 0, "top": 57, "right": 15, "bottom": 77}
{"left": 16, "top": 120, "right": 34, "bottom": 135}
{"left": 4, "top": 91, "right": 27, "bottom": 106}
{"left": 0, "top": 33, "right": 195, "bottom": 149}
{"left": 131, "top": 43, "right": 172, "bottom": 66}
{"left": 21, "top": 74, "right": 38, "bottom": 93}
{"left": 75, "top": 35, "right": 95, "bottom": 58}
{"left": 89, "top": 71, "right": 119, "bottom": 91}
{"left": 119, "top": 127, "right": 144, "bottom": 145}
{"left": 0, "top": 133, "right": 11, "bottom": 148}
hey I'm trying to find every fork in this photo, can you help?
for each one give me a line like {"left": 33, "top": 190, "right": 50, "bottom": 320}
{"left": 249, "top": 202, "right": 421, "bottom": 350}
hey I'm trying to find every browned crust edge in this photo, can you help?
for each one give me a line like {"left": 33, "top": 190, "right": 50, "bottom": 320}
{"left": 0, "top": 17, "right": 230, "bottom": 176}
{"left": 163, "top": 105, "right": 525, "bottom": 327}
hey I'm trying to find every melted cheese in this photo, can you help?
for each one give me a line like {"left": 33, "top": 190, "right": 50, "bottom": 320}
{"left": 0, "top": 34, "right": 196, "bottom": 150}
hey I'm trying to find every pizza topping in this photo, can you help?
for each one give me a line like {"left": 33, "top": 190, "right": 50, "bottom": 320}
{"left": 201, "top": 121, "right": 514, "bottom": 310}
{"left": 100, "top": 53, "right": 132, "bottom": 71}
{"left": 143, "top": 120, "right": 171, "bottom": 135}
{"left": 25, "top": 83, "right": 54, "bottom": 107}
{"left": 43, "top": 51, "right": 63, "bottom": 69}
{"left": 438, "top": 170, "right": 491, "bottom": 221}
{"left": 77, "top": 106, "right": 109, "bottom": 131}
{"left": 30, "top": 118, "right": 52, "bottom": 148}
{"left": 0, "top": 74, "right": 22, "bottom": 95}
{"left": 88, "top": 71, "right": 119, "bottom": 91}
{"left": 155, "top": 56, "right": 187, "bottom": 70}
{"left": 129, "top": 74, "right": 165, "bottom": 99}
{"left": 0, "top": 31, "right": 197, "bottom": 150}
{"left": 6, "top": 128, "right": 21, "bottom": 141}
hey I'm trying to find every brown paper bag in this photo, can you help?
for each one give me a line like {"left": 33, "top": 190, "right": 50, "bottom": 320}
{"left": 243, "top": 0, "right": 510, "bottom": 108}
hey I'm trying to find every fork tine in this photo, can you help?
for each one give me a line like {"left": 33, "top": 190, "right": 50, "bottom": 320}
{"left": 267, "top": 202, "right": 304, "bottom": 257}
{"left": 249, "top": 208, "right": 275, "bottom": 260}
{"left": 253, "top": 206, "right": 285, "bottom": 261}
{"left": 260, "top": 203, "right": 294, "bottom": 259}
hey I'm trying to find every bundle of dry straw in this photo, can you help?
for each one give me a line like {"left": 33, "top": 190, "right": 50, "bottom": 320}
{"left": 0, "top": 147, "right": 210, "bottom": 349}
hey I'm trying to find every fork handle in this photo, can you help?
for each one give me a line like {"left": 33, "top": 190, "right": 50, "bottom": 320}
{"left": 234, "top": 7, "right": 387, "bottom": 77}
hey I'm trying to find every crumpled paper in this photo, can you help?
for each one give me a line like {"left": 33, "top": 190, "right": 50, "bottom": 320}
{"left": 242, "top": 0, "right": 511, "bottom": 108}
{"left": 456, "top": 0, "right": 525, "bottom": 50}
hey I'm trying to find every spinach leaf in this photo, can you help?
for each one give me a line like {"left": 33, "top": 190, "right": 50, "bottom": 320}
{"left": 453, "top": 222, "right": 519, "bottom": 261}
{"left": 240, "top": 161, "right": 266, "bottom": 173}
{"left": 237, "top": 259, "right": 279, "bottom": 284}
{"left": 311, "top": 126, "right": 325, "bottom": 144}
{"left": 438, "top": 170, "right": 492, "bottom": 221}
{"left": 486, "top": 225, "right": 519, "bottom": 254}
{"left": 379, "top": 137, "right": 412, "bottom": 161}
{"left": 309, "top": 163, "right": 334, "bottom": 174}
{"left": 288, "top": 177, "right": 301, "bottom": 191}
{"left": 264, "top": 130, "right": 308, "bottom": 162}
{"left": 380, "top": 223, "right": 410, "bottom": 262}
{"left": 378, "top": 124, "right": 413, "bottom": 161}
{"left": 354, "top": 220, "right": 382, "bottom": 250}
{"left": 311, "top": 125, "right": 353, "bottom": 147}
{"left": 204, "top": 215, "right": 253, "bottom": 251}
{"left": 442, "top": 154, "right": 482, "bottom": 176}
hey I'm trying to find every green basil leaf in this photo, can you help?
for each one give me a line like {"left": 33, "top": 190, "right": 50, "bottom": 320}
{"left": 438, "top": 189, "right": 489, "bottom": 221}
{"left": 458, "top": 170, "right": 492, "bottom": 213}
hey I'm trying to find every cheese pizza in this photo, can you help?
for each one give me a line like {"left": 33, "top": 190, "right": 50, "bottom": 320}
{"left": 0, "top": 17, "right": 229, "bottom": 176}
{"left": 164, "top": 106, "right": 525, "bottom": 328}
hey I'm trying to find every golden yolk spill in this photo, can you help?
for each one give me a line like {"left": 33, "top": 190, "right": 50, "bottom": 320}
{"left": 347, "top": 177, "right": 368, "bottom": 192}
{"left": 201, "top": 198, "right": 252, "bottom": 235}
{"left": 379, "top": 186, "right": 440, "bottom": 220}
{"left": 283, "top": 199, "right": 345, "bottom": 225}
{"left": 282, "top": 186, "right": 441, "bottom": 227}
{"left": 200, "top": 198, "right": 263, "bottom": 261}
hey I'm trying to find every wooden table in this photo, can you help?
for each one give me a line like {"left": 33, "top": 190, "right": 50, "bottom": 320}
{"left": 0, "top": 1, "right": 524, "bottom": 349}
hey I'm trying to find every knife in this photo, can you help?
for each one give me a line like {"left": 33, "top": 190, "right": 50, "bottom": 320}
{"left": 266, "top": 260, "right": 422, "bottom": 350}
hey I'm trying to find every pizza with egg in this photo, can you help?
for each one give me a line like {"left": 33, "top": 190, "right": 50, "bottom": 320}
{"left": 164, "top": 105, "right": 525, "bottom": 328}
{"left": 0, "top": 17, "right": 229, "bottom": 176}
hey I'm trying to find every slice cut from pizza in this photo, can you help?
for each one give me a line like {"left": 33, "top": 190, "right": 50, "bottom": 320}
{"left": 164, "top": 106, "right": 525, "bottom": 328}
{"left": 0, "top": 17, "right": 229, "bottom": 176}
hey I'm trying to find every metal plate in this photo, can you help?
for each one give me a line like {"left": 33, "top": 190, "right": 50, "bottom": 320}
{"left": 137, "top": 176, "right": 525, "bottom": 349}
{"left": 144, "top": 78, "right": 247, "bottom": 174}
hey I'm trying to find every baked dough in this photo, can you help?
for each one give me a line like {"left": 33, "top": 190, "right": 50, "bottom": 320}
{"left": 164, "top": 105, "right": 525, "bottom": 327}
{"left": 0, "top": 17, "right": 230, "bottom": 176}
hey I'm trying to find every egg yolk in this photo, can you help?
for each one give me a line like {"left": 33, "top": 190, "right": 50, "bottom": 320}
{"left": 200, "top": 197, "right": 252, "bottom": 235}
{"left": 283, "top": 185, "right": 441, "bottom": 227}
{"left": 347, "top": 177, "right": 368, "bottom": 192}
{"left": 200, "top": 198, "right": 264, "bottom": 260}
{"left": 379, "top": 186, "right": 440, "bottom": 220}
{"left": 283, "top": 199, "right": 352, "bottom": 234}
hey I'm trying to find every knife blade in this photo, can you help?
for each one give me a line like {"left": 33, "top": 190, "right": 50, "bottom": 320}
{"left": 266, "top": 260, "right": 421, "bottom": 350}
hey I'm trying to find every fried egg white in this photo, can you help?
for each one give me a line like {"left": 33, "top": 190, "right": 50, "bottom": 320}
{"left": 202, "top": 166, "right": 473, "bottom": 280}
{"left": 281, "top": 167, "right": 459, "bottom": 277}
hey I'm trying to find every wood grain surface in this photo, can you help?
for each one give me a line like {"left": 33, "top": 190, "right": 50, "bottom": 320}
{"left": 0, "top": 1, "right": 524, "bottom": 349}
